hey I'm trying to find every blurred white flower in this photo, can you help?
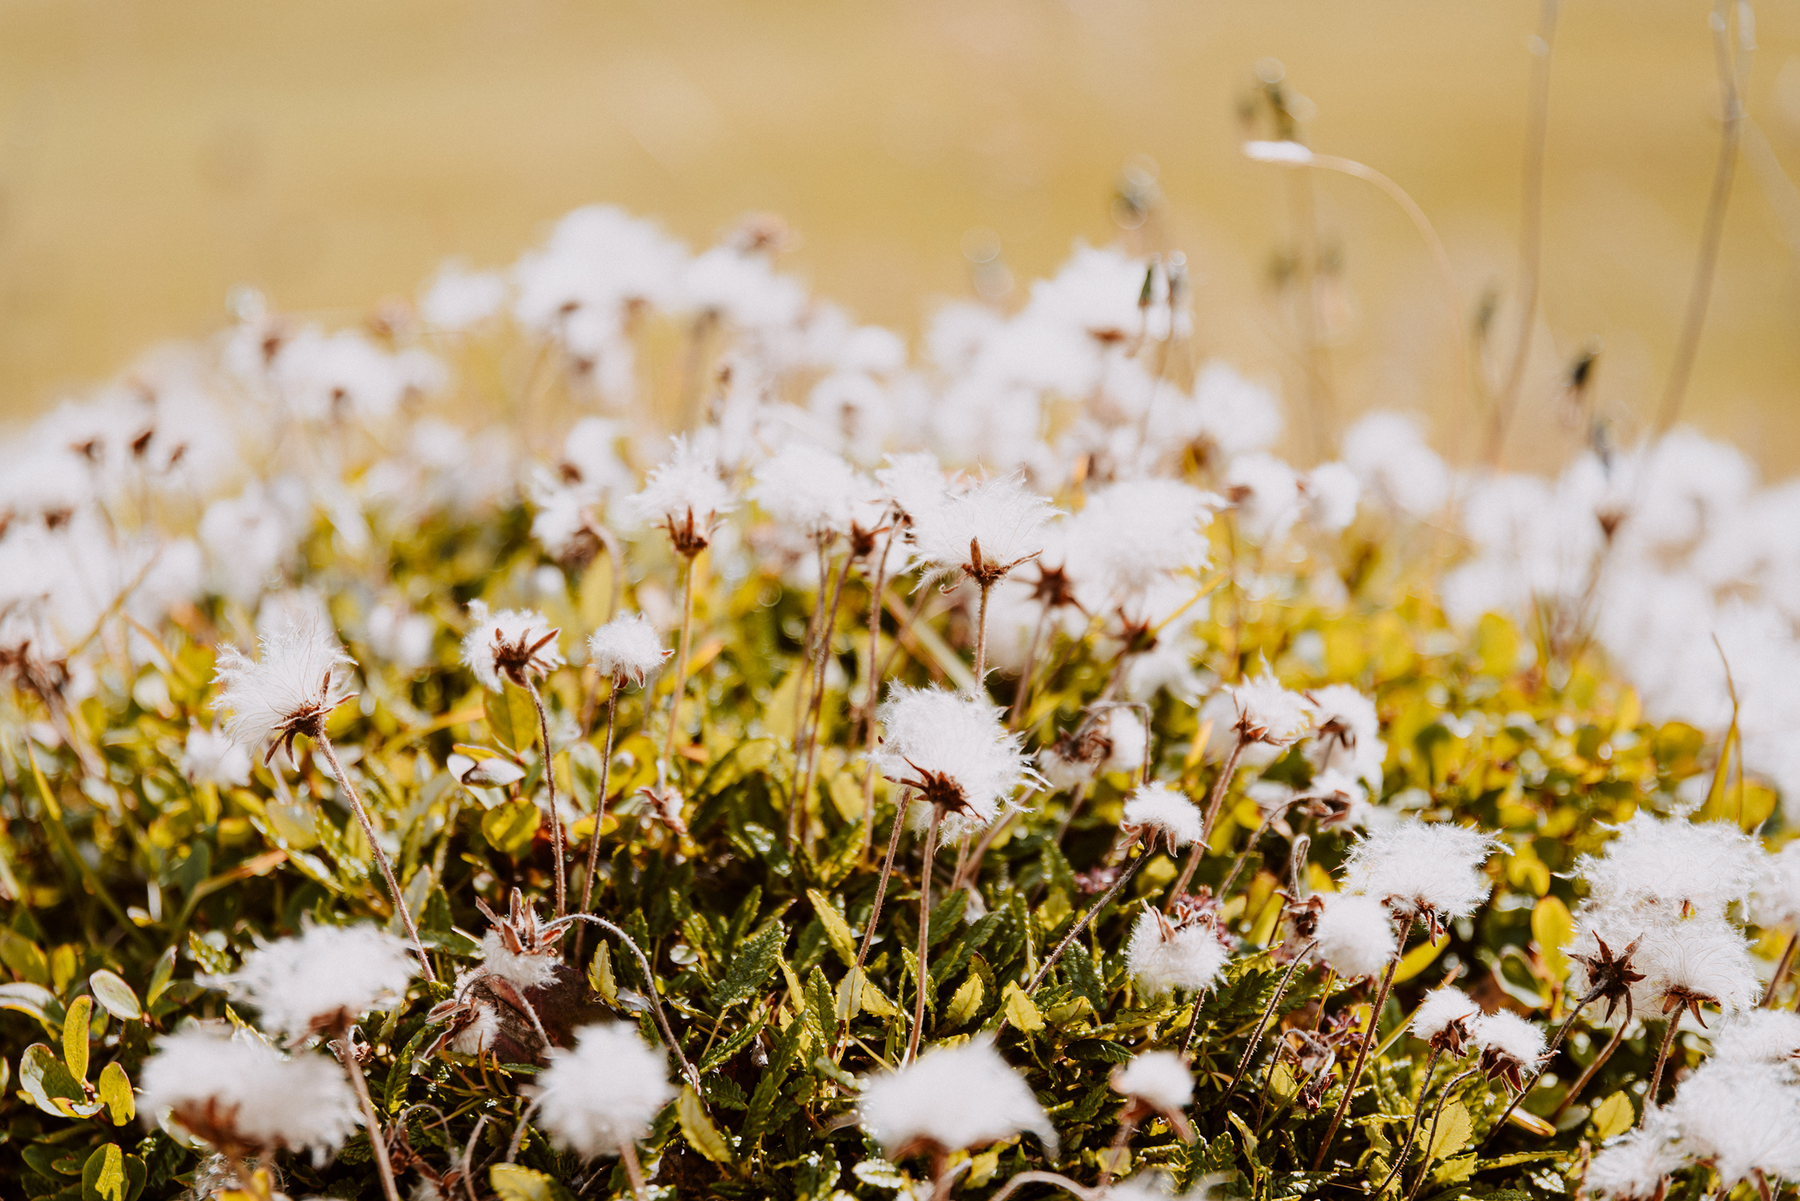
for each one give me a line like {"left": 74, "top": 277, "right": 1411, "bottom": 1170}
{"left": 211, "top": 611, "right": 356, "bottom": 765}
{"left": 181, "top": 723, "right": 252, "bottom": 789}
{"left": 587, "top": 612, "right": 670, "bottom": 685}
{"left": 1311, "top": 893, "right": 1396, "bottom": 980}
{"left": 858, "top": 1039, "right": 1057, "bottom": 1159}
{"left": 529, "top": 1024, "right": 673, "bottom": 1159}
{"left": 140, "top": 1025, "right": 358, "bottom": 1161}
{"left": 202, "top": 923, "right": 416, "bottom": 1042}
{"left": 1126, "top": 909, "right": 1229, "bottom": 997}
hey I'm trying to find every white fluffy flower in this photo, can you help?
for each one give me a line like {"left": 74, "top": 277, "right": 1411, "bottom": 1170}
{"left": 1301, "top": 462, "right": 1361, "bottom": 532}
{"left": 1111, "top": 1050, "right": 1193, "bottom": 1112}
{"left": 1669, "top": 1059, "right": 1800, "bottom": 1185}
{"left": 1585, "top": 1111, "right": 1688, "bottom": 1200}
{"left": 587, "top": 612, "right": 670, "bottom": 685}
{"left": 875, "top": 685, "right": 1036, "bottom": 843}
{"left": 529, "top": 1024, "right": 674, "bottom": 1159}
{"left": 909, "top": 474, "right": 1057, "bottom": 586}
{"left": 1411, "top": 986, "right": 1481, "bottom": 1048}
{"left": 1341, "top": 822, "right": 1497, "bottom": 927}
{"left": 1122, "top": 783, "right": 1204, "bottom": 851}
{"left": 202, "top": 923, "right": 416, "bottom": 1043}
{"left": 1577, "top": 812, "right": 1761, "bottom": 918}
{"left": 751, "top": 442, "right": 872, "bottom": 540}
{"left": 1709, "top": 1009, "right": 1800, "bottom": 1072}
{"left": 1470, "top": 1010, "right": 1545, "bottom": 1070}
{"left": 211, "top": 610, "right": 356, "bottom": 764}
{"left": 1311, "top": 893, "right": 1397, "bottom": 980}
{"left": 461, "top": 601, "right": 563, "bottom": 690}
{"left": 1753, "top": 840, "right": 1800, "bottom": 930}
{"left": 1572, "top": 906, "right": 1761, "bottom": 1021}
{"left": 1061, "top": 478, "right": 1215, "bottom": 602}
{"left": 140, "top": 1026, "right": 359, "bottom": 1159}
{"left": 480, "top": 928, "right": 561, "bottom": 992}
{"left": 181, "top": 724, "right": 252, "bottom": 788}
{"left": 1227, "top": 673, "right": 1313, "bottom": 746}
{"left": 420, "top": 259, "right": 507, "bottom": 331}
{"left": 625, "top": 436, "right": 735, "bottom": 553}
{"left": 1225, "top": 452, "right": 1304, "bottom": 543}
{"left": 1041, "top": 706, "right": 1147, "bottom": 791}
{"left": 1304, "top": 684, "right": 1385, "bottom": 790}
{"left": 858, "top": 1039, "right": 1057, "bottom": 1158}
{"left": 1126, "top": 910, "right": 1230, "bottom": 997}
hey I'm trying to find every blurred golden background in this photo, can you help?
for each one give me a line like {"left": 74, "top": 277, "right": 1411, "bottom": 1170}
{"left": 2, "top": 0, "right": 1798, "bottom": 469}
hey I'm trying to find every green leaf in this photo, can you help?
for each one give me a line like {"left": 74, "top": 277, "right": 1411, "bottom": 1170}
{"left": 943, "top": 974, "right": 984, "bottom": 1029}
{"left": 0, "top": 929, "right": 50, "bottom": 986}
{"left": 806, "top": 890, "right": 858, "bottom": 968}
{"left": 98, "top": 1062, "right": 134, "bottom": 1126}
{"left": 481, "top": 799, "right": 542, "bottom": 858}
{"left": 81, "top": 1144, "right": 125, "bottom": 1201}
{"left": 489, "top": 1164, "right": 575, "bottom": 1201}
{"left": 679, "top": 1084, "right": 734, "bottom": 1164}
{"left": 713, "top": 921, "right": 784, "bottom": 1010}
{"left": 485, "top": 685, "right": 540, "bottom": 753}
{"left": 19, "top": 1042, "right": 85, "bottom": 1116}
{"left": 1001, "top": 981, "right": 1044, "bottom": 1033}
{"left": 63, "top": 994, "right": 92, "bottom": 1084}
{"left": 145, "top": 946, "right": 178, "bottom": 1007}
{"left": 589, "top": 941, "right": 617, "bottom": 1007}
{"left": 87, "top": 971, "right": 141, "bottom": 1023}
{"left": 1426, "top": 1100, "right": 1474, "bottom": 1162}
{"left": 0, "top": 981, "right": 57, "bottom": 1025}
{"left": 1591, "top": 1091, "right": 1635, "bottom": 1140}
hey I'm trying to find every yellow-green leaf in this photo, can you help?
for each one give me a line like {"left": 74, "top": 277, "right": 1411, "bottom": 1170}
{"left": 678, "top": 1084, "right": 733, "bottom": 1164}
{"left": 1532, "top": 895, "right": 1574, "bottom": 986}
{"left": 1001, "top": 981, "right": 1044, "bottom": 1033}
{"left": 943, "top": 974, "right": 984, "bottom": 1029}
{"left": 88, "top": 971, "right": 140, "bottom": 1023}
{"left": 63, "top": 995, "right": 92, "bottom": 1084}
{"left": 485, "top": 685, "right": 539, "bottom": 754}
{"left": 1392, "top": 935, "right": 1447, "bottom": 985}
{"left": 1426, "top": 1100, "right": 1473, "bottom": 1162}
{"left": 588, "top": 941, "right": 617, "bottom": 1007}
{"left": 1592, "top": 1091, "right": 1635, "bottom": 1140}
{"left": 489, "top": 1164, "right": 573, "bottom": 1201}
{"left": 0, "top": 930, "right": 50, "bottom": 987}
{"left": 81, "top": 1144, "right": 125, "bottom": 1201}
{"left": 807, "top": 890, "right": 858, "bottom": 968}
{"left": 481, "top": 799, "right": 541, "bottom": 858}
{"left": 98, "top": 1062, "right": 134, "bottom": 1126}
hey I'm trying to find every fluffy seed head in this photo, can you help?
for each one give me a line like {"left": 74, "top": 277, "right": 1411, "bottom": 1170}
{"left": 1576, "top": 812, "right": 1761, "bottom": 919}
{"left": 528, "top": 1024, "right": 674, "bottom": 1159}
{"left": 875, "top": 684, "right": 1036, "bottom": 843}
{"left": 909, "top": 473, "right": 1057, "bottom": 587}
{"left": 211, "top": 610, "right": 356, "bottom": 766}
{"left": 182, "top": 724, "right": 252, "bottom": 789}
{"left": 1411, "top": 986, "right": 1481, "bottom": 1053}
{"left": 139, "top": 1025, "right": 359, "bottom": 1160}
{"left": 750, "top": 442, "right": 871, "bottom": 540}
{"left": 1122, "top": 783, "right": 1204, "bottom": 851}
{"left": 1584, "top": 1112, "right": 1687, "bottom": 1200}
{"left": 1470, "top": 1010, "right": 1546, "bottom": 1085}
{"left": 201, "top": 923, "right": 416, "bottom": 1043}
{"left": 1753, "top": 839, "right": 1800, "bottom": 930}
{"left": 586, "top": 612, "right": 670, "bottom": 685}
{"left": 1341, "top": 821, "right": 1497, "bottom": 930}
{"left": 460, "top": 601, "right": 563, "bottom": 690}
{"left": 858, "top": 1039, "right": 1057, "bottom": 1159}
{"left": 626, "top": 436, "right": 735, "bottom": 555}
{"left": 1304, "top": 683, "right": 1385, "bottom": 789}
{"left": 1311, "top": 892, "right": 1397, "bottom": 980}
{"left": 1111, "top": 1050, "right": 1194, "bottom": 1113}
{"left": 1126, "top": 909, "right": 1230, "bottom": 997}
{"left": 1708, "top": 1009, "right": 1800, "bottom": 1073}
{"left": 1669, "top": 1058, "right": 1800, "bottom": 1185}
{"left": 1228, "top": 673, "right": 1313, "bottom": 746}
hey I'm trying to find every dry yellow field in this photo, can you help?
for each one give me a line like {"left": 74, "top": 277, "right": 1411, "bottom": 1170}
{"left": 1, "top": 0, "right": 1797, "bottom": 470}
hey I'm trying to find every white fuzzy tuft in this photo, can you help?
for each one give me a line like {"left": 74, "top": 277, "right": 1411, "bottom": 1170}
{"left": 1570, "top": 906, "right": 1761, "bottom": 1020}
{"left": 1341, "top": 821, "right": 1496, "bottom": 924}
{"left": 1410, "top": 986, "right": 1480, "bottom": 1046}
{"left": 1577, "top": 812, "right": 1761, "bottom": 918}
{"left": 480, "top": 930, "right": 561, "bottom": 992}
{"left": 1227, "top": 673, "right": 1313, "bottom": 746}
{"left": 858, "top": 1039, "right": 1057, "bottom": 1158}
{"left": 529, "top": 1024, "right": 674, "bottom": 1159}
{"left": 181, "top": 724, "right": 252, "bottom": 788}
{"left": 211, "top": 610, "right": 355, "bottom": 757}
{"left": 1584, "top": 1112, "right": 1688, "bottom": 1200}
{"left": 202, "top": 922, "right": 416, "bottom": 1043}
{"left": 1126, "top": 910, "right": 1230, "bottom": 997}
{"left": 1311, "top": 893, "right": 1396, "bottom": 980}
{"left": 1754, "top": 840, "right": 1800, "bottom": 929}
{"left": 1709, "top": 1008, "right": 1800, "bottom": 1072}
{"left": 1304, "top": 683, "right": 1385, "bottom": 790}
{"left": 140, "top": 1025, "right": 359, "bottom": 1158}
{"left": 875, "top": 685, "right": 1036, "bottom": 843}
{"left": 1122, "top": 783, "right": 1204, "bottom": 849}
{"left": 1669, "top": 1058, "right": 1800, "bottom": 1185}
{"left": 1111, "top": 1050, "right": 1193, "bottom": 1112}
{"left": 587, "top": 612, "right": 670, "bottom": 685}
{"left": 460, "top": 601, "right": 563, "bottom": 690}
{"left": 751, "top": 442, "right": 873, "bottom": 539}
{"left": 625, "top": 435, "right": 735, "bottom": 538}
{"left": 1470, "top": 1010, "right": 1546, "bottom": 1066}
{"left": 909, "top": 474, "right": 1057, "bottom": 585}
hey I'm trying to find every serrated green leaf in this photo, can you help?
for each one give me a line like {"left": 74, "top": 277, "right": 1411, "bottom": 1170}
{"left": 806, "top": 889, "right": 858, "bottom": 967}
{"left": 679, "top": 1084, "right": 734, "bottom": 1164}
{"left": 87, "top": 971, "right": 140, "bottom": 1023}
{"left": 186, "top": 932, "right": 233, "bottom": 977}
{"left": 1591, "top": 1091, "right": 1634, "bottom": 1140}
{"left": 1001, "top": 981, "right": 1043, "bottom": 1033}
{"left": 853, "top": 1159, "right": 909, "bottom": 1189}
{"left": 589, "top": 941, "right": 617, "bottom": 1006}
{"left": 98, "top": 1061, "right": 133, "bottom": 1126}
{"left": 63, "top": 994, "right": 92, "bottom": 1084}
{"left": 943, "top": 974, "right": 983, "bottom": 1028}
{"left": 714, "top": 921, "right": 782, "bottom": 1011}
{"left": 1427, "top": 1100, "right": 1473, "bottom": 1162}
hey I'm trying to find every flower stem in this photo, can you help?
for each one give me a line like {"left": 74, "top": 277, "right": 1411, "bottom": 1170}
{"left": 861, "top": 527, "right": 897, "bottom": 860}
{"left": 1214, "top": 940, "right": 1316, "bottom": 1079}
{"left": 333, "top": 1028, "right": 401, "bottom": 1201}
{"left": 660, "top": 551, "right": 698, "bottom": 784}
{"left": 1009, "top": 604, "right": 1053, "bottom": 731}
{"left": 1376, "top": 1046, "right": 1442, "bottom": 1194}
{"left": 1766, "top": 933, "right": 1798, "bottom": 1007}
{"left": 573, "top": 680, "right": 621, "bottom": 963}
{"left": 1642, "top": 1013, "right": 1684, "bottom": 1124}
{"left": 1405, "top": 1068, "right": 1480, "bottom": 1201}
{"left": 797, "top": 551, "right": 854, "bottom": 849}
{"left": 987, "top": 1171, "right": 1100, "bottom": 1201}
{"left": 843, "top": 789, "right": 910, "bottom": 1042}
{"left": 1167, "top": 733, "right": 1248, "bottom": 912}
{"left": 1552, "top": 1022, "right": 1626, "bottom": 1119}
{"left": 316, "top": 735, "right": 436, "bottom": 983}
{"left": 1312, "top": 912, "right": 1415, "bottom": 1171}
{"left": 524, "top": 678, "right": 566, "bottom": 918}
{"left": 564, "top": 914, "right": 700, "bottom": 1087}
{"left": 907, "top": 808, "right": 942, "bottom": 1066}
{"left": 619, "top": 1138, "right": 650, "bottom": 1201}
{"left": 972, "top": 581, "right": 993, "bottom": 691}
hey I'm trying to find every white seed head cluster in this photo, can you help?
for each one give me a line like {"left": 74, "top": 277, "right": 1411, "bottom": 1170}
{"left": 875, "top": 684, "right": 1036, "bottom": 843}
{"left": 1410, "top": 986, "right": 1481, "bottom": 1045}
{"left": 528, "top": 1024, "right": 674, "bottom": 1159}
{"left": 1340, "top": 821, "right": 1496, "bottom": 925}
{"left": 1121, "top": 783, "right": 1204, "bottom": 850}
{"left": 202, "top": 922, "right": 416, "bottom": 1043}
{"left": 1125, "top": 910, "right": 1229, "bottom": 998}
{"left": 460, "top": 600, "right": 564, "bottom": 690}
{"left": 586, "top": 611, "right": 671, "bottom": 685}
{"left": 1310, "top": 892, "right": 1397, "bottom": 980}
{"left": 909, "top": 474, "right": 1057, "bottom": 585}
{"left": 1228, "top": 673, "right": 1313, "bottom": 746}
{"left": 139, "top": 1025, "right": 359, "bottom": 1160}
{"left": 858, "top": 1039, "right": 1057, "bottom": 1158}
{"left": 211, "top": 611, "right": 355, "bottom": 760}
